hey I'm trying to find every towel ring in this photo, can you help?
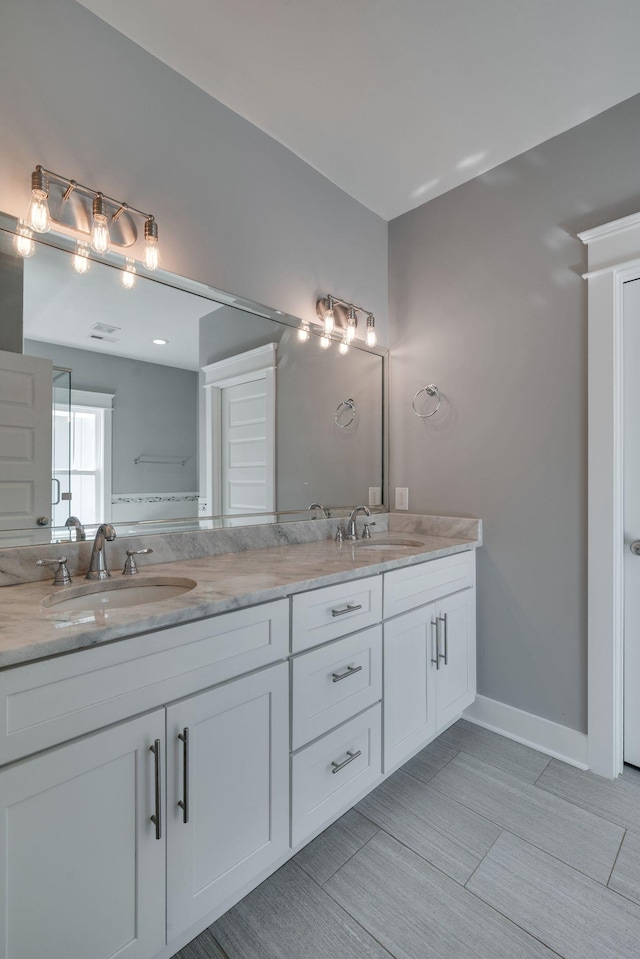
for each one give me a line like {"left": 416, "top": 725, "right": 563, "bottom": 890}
{"left": 412, "top": 385, "right": 441, "bottom": 418}
{"left": 335, "top": 398, "right": 356, "bottom": 428}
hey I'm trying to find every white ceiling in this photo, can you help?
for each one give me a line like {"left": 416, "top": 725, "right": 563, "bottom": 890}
{"left": 76, "top": 0, "right": 640, "bottom": 220}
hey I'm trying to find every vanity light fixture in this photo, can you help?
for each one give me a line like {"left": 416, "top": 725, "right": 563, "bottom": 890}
{"left": 339, "top": 335, "right": 349, "bottom": 355}
{"left": 319, "top": 332, "right": 331, "bottom": 349}
{"left": 316, "top": 294, "right": 377, "bottom": 350}
{"left": 22, "top": 165, "right": 161, "bottom": 271}
{"left": 72, "top": 240, "right": 90, "bottom": 275}
{"left": 13, "top": 220, "right": 35, "bottom": 258}
{"left": 121, "top": 258, "right": 137, "bottom": 289}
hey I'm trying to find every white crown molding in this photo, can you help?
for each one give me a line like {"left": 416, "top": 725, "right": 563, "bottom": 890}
{"left": 201, "top": 343, "right": 277, "bottom": 386}
{"left": 578, "top": 210, "right": 640, "bottom": 244}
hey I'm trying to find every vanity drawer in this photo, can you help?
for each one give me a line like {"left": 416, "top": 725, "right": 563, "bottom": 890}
{"left": 0, "top": 599, "right": 289, "bottom": 765}
{"left": 384, "top": 551, "right": 475, "bottom": 619}
{"left": 291, "top": 625, "right": 382, "bottom": 749}
{"left": 291, "top": 575, "right": 382, "bottom": 653}
{"left": 291, "top": 703, "right": 381, "bottom": 846}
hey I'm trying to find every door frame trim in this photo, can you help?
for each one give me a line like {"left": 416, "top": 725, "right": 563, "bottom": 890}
{"left": 580, "top": 213, "right": 640, "bottom": 777}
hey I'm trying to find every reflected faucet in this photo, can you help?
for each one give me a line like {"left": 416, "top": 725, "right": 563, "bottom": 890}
{"left": 308, "top": 503, "right": 330, "bottom": 519}
{"left": 86, "top": 524, "right": 116, "bottom": 580}
{"left": 347, "top": 505, "right": 371, "bottom": 540}
{"left": 65, "top": 515, "right": 86, "bottom": 541}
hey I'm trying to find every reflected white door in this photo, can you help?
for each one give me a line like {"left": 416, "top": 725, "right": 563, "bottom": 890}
{"left": 623, "top": 279, "right": 640, "bottom": 766}
{"left": 0, "top": 349, "right": 52, "bottom": 533}
{"left": 221, "top": 376, "right": 274, "bottom": 516}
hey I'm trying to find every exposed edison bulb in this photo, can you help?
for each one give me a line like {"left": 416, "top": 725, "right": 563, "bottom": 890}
{"left": 366, "top": 315, "right": 377, "bottom": 348}
{"left": 319, "top": 333, "right": 331, "bottom": 350}
{"left": 14, "top": 222, "right": 35, "bottom": 258}
{"left": 121, "top": 259, "right": 137, "bottom": 289}
{"left": 91, "top": 194, "right": 111, "bottom": 254}
{"left": 339, "top": 337, "right": 349, "bottom": 355}
{"left": 27, "top": 168, "right": 51, "bottom": 233}
{"left": 346, "top": 306, "right": 357, "bottom": 342}
{"left": 297, "top": 323, "right": 310, "bottom": 343}
{"left": 144, "top": 218, "right": 160, "bottom": 271}
{"left": 323, "top": 295, "right": 335, "bottom": 334}
{"left": 73, "top": 241, "right": 90, "bottom": 275}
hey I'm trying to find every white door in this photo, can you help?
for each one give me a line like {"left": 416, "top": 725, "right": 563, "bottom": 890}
{"left": 383, "top": 603, "right": 437, "bottom": 773}
{"left": 435, "top": 588, "right": 477, "bottom": 729}
{"left": 221, "top": 376, "right": 274, "bottom": 515}
{"left": 0, "top": 710, "right": 166, "bottom": 959}
{"left": 165, "top": 662, "right": 289, "bottom": 941}
{"left": 0, "top": 349, "right": 52, "bottom": 532}
{"left": 623, "top": 279, "right": 640, "bottom": 766}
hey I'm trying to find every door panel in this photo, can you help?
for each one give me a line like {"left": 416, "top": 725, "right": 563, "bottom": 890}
{"left": 435, "top": 589, "right": 476, "bottom": 729}
{"left": 623, "top": 279, "right": 640, "bottom": 766}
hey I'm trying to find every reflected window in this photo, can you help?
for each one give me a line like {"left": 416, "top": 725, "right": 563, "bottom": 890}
{"left": 52, "top": 390, "right": 113, "bottom": 527}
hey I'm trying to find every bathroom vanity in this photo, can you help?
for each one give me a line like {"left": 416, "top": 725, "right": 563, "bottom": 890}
{"left": 0, "top": 519, "right": 479, "bottom": 959}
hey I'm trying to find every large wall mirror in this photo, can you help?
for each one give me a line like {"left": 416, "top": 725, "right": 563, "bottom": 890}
{"left": 0, "top": 215, "right": 387, "bottom": 547}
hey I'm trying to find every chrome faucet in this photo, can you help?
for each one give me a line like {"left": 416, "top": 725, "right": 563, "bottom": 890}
{"left": 86, "top": 524, "right": 116, "bottom": 580}
{"left": 308, "top": 503, "right": 330, "bottom": 519}
{"left": 347, "top": 505, "right": 372, "bottom": 540}
{"left": 65, "top": 515, "right": 86, "bottom": 541}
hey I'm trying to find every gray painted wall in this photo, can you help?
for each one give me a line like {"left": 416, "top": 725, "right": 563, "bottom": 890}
{"left": 25, "top": 340, "right": 198, "bottom": 493}
{"left": 0, "top": 233, "right": 23, "bottom": 353}
{"left": 389, "top": 93, "right": 640, "bottom": 734}
{"left": 0, "top": 0, "right": 387, "bottom": 341}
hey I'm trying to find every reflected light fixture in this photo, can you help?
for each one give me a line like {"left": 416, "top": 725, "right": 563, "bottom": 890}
{"left": 22, "top": 165, "right": 161, "bottom": 272}
{"left": 297, "top": 321, "right": 310, "bottom": 343}
{"left": 316, "top": 294, "right": 377, "bottom": 350}
{"left": 73, "top": 240, "right": 90, "bottom": 274}
{"left": 14, "top": 220, "right": 35, "bottom": 258}
{"left": 319, "top": 332, "right": 331, "bottom": 349}
{"left": 152, "top": 338, "right": 168, "bottom": 346}
{"left": 121, "top": 258, "right": 137, "bottom": 289}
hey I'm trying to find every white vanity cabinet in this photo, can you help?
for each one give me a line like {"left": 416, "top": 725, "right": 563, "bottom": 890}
{"left": 383, "top": 553, "right": 476, "bottom": 773}
{"left": 165, "top": 662, "right": 289, "bottom": 942}
{"left": 0, "top": 710, "right": 166, "bottom": 959}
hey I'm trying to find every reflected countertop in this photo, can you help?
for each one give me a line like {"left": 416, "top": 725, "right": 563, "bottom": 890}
{"left": 0, "top": 529, "right": 481, "bottom": 669}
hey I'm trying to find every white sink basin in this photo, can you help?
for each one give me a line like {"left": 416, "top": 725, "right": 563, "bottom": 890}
{"left": 355, "top": 538, "right": 424, "bottom": 551}
{"left": 42, "top": 576, "right": 197, "bottom": 612}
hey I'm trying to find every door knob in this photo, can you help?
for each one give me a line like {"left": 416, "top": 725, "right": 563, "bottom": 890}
{"left": 631, "top": 541, "right": 640, "bottom": 556}
{"left": 36, "top": 516, "right": 50, "bottom": 526}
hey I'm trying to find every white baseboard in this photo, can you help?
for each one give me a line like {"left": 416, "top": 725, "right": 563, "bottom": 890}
{"left": 463, "top": 695, "right": 588, "bottom": 770}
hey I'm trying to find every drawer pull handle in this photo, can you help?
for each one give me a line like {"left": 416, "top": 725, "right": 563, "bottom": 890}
{"left": 430, "top": 618, "right": 441, "bottom": 670}
{"left": 331, "top": 602, "right": 363, "bottom": 617}
{"left": 438, "top": 613, "right": 448, "bottom": 665}
{"left": 150, "top": 739, "right": 162, "bottom": 840}
{"left": 332, "top": 664, "right": 363, "bottom": 683}
{"left": 331, "top": 749, "right": 362, "bottom": 774}
{"left": 177, "top": 727, "right": 189, "bottom": 824}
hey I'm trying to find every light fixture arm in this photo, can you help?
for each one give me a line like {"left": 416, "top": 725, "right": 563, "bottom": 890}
{"left": 33, "top": 165, "right": 155, "bottom": 226}
{"left": 316, "top": 293, "right": 377, "bottom": 348}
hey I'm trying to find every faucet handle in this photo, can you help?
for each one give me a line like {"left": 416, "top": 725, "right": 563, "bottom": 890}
{"left": 362, "top": 522, "right": 377, "bottom": 540}
{"left": 334, "top": 524, "right": 346, "bottom": 543}
{"left": 36, "top": 557, "right": 71, "bottom": 586}
{"left": 123, "top": 547, "right": 153, "bottom": 576}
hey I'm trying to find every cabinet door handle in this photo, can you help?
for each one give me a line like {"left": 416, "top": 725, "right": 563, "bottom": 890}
{"left": 438, "top": 613, "right": 448, "bottom": 665}
{"left": 331, "top": 749, "right": 362, "bottom": 774}
{"left": 430, "top": 617, "right": 440, "bottom": 670}
{"left": 331, "top": 602, "right": 363, "bottom": 617}
{"left": 150, "top": 739, "right": 162, "bottom": 840}
{"left": 332, "top": 664, "right": 363, "bottom": 683}
{"left": 177, "top": 727, "right": 190, "bottom": 824}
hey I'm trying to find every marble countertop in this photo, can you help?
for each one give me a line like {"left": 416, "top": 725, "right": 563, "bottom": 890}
{"left": 0, "top": 529, "right": 480, "bottom": 669}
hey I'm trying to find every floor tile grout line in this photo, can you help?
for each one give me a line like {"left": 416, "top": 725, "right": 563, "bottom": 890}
{"left": 423, "top": 776, "right": 624, "bottom": 888}
{"left": 308, "top": 826, "right": 383, "bottom": 889}
{"left": 462, "top": 829, "right": 506, "bottom": 891}
{"left": 606, "top": 828, "right": 627, "bottom": 887}
{"left": 400, "top": 746, "right": 462, "bottom": 786}
{"left": 533, "top": 778, "right": 637, "bottom": 831}
{"left": 438, "top": 737, "right": 552, "bottom": 784}
{"left": 531, "top": 756, "right": 552, "bottom": 785}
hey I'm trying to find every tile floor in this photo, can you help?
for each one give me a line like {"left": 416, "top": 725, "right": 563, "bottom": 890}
{"left": 176, "top": 719, "right": 640, "bottom": 959}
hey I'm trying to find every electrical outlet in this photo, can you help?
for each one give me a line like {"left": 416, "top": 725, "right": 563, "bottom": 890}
{"left": 368, "top": 487, "right": 382, "bottom": 507}
{"left": 395, "top": 487, "right": 409, "bottom": 510}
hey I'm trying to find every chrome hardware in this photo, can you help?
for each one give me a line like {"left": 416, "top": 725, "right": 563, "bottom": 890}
{"left": 123, "top": 547, "right": 153, "bottom": 575}
{"left": 177, "top": 727, "right": 189, "bottom": 824}
{"left": 332, "top": 664, "right": 363, "bottom": 683}
{"left": 361, "top": 522, "right": 377, "bottom": 539}
{"left": 631, "top": 541, "right": 640, "bottom": 556}
{"left": 36, "top": 516, "right": 50, "bottom": 526}
{"left": 347, "top": 505, "right": 372, "bottom": 540}
{"left": 412, "top": 384, "right": 441, "bottom": 418}
{"left": 439, "top": 613, "right": 448, "bottom": 665}
{"left": 52, "top": 477, "right": 61, "bottom": 505}
{"left": 150, "top": 739, "right": 162, "bottom": 840}
{"left": 308, "top": 503, "right": 329, "bottom": 519}
{"left": 334, "top": 524, "right": 346, "bottom": 543}
{"left": 36, "top": 556, "right": 71, "bottom": 586}
{"left": 335, "top": 398, "right": 356, "bottom": 429}
{"left": 65, "top": 515, "right": 86, "bottom": 541}
{"left": 331, "top": 602, "right": 363, "bottom": 617}
{"left": 430, "top": 617, "right": 441, "bottom": 670}
{"left": 86, "top": 523, "right": 116, "bottom": 580}
{"left": 331, "top": 749, "right": 362, "bottom": 774}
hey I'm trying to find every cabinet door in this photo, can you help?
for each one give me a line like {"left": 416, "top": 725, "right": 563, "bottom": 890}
{"left": 166, "top": 662, "right": 289, "bottom": 941}
{"left": 0, "top": 711, "right": 165, "bottom": 959}
{"left": 435, "top": 588, "right": 476, "bottom": 729}
{"left": 383, "top": 603, "right": 437, "bottom": 773}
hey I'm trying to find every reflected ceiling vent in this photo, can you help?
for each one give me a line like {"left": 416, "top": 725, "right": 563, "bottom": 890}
{"left": 90, "top": 322, "right": 121, "bottom": 336}
{"left": 89, "top": 333, "right": 119, "bottom": 343}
